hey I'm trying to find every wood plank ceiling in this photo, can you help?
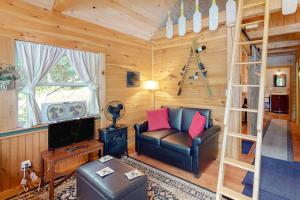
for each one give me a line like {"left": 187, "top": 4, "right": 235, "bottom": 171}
{"left": 22, "top": 0, "right": 226, "bottom": 40}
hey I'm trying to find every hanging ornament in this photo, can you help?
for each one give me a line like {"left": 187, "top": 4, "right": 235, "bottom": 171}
{"left": 178, "top": 0, "right": 186, "bottom": 36}
{"left": 282, "top": 0, "right": 297, "bottom": 15}
{"left": 193, "top": 0, "right": 202, "bottom": 33}
{"left": 166, "top": 11, "right": 174, "bottom": 39}
{"left": 209, "top": 0, "right": 219, "bottom": 31}
{"left": 226, "top": 0, "right": 236, "bottom": 27}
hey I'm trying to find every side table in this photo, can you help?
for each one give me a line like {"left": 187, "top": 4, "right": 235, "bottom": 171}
{"left": 99, "top": 125, "right": 128, "bottom": 157}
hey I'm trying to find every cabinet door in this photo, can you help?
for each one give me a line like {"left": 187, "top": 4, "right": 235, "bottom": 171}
{"left": 271, "top": 95, "right": 280, "bottom": 112}
{"left": 281, "top": 95, "right": 289, "bottom": 113}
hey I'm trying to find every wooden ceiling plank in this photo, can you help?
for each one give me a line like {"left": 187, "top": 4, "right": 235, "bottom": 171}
{"left": 22, "top": 0, "right": 55, "bottom": 10}
{"left": 99, "top": 0, "right": 160, "bottom": 28}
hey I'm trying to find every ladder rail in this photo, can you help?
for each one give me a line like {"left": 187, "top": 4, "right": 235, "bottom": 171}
{"left": 223, "top": 0, "right": 244, "bottom": 126}
{"left": 253, "top": 1, "right": 270, "bottom": 199}
{"left": 216, "top": 1, "right": 244, "bottom": 200}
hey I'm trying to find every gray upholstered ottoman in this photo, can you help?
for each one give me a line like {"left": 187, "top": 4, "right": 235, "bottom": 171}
{"left": 76, "top": 159, "right": 148, "bottom": 200}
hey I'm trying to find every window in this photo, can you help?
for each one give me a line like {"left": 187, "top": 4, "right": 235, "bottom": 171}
{"left": 17, "top": 55, "right": 90, "bottom": 126}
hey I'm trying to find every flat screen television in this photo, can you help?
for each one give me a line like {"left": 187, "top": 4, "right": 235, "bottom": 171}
{"left": 48, "top": 117, "right": 95, "bottom": 150}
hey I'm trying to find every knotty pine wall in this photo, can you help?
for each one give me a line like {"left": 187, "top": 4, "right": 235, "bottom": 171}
{"left": 152, "top": 26, "right": 228, "bottom": 150}
{"left": 0, "top": 0, "right": 152, "bottom": 193}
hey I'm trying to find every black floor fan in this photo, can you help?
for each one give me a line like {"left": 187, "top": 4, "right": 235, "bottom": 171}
{"left": 104, "top": 101, "right": 125, "bottom": 130}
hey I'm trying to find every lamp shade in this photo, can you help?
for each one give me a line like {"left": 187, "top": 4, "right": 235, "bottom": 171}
{"left": 143, "top": 80, "right": 159, "bottom": 91}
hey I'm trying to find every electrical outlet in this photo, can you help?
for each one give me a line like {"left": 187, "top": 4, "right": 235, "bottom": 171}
{"left": 21, "top": 160, "right": 31, "bottom": 171}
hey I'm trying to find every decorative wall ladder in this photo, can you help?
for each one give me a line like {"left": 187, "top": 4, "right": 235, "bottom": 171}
{"left": 177, "top": 40, "right": 212, "bottom": 96}
{"left": 216, "top": 1, "right": 269, "bottom": 200}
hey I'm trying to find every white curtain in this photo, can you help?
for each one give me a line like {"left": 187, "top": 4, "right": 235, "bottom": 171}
{"left": 16, "top": 41, "right": 64, "bottom": 128}
{"left": 66, "top": 50, "right": 102, "bottom": 116}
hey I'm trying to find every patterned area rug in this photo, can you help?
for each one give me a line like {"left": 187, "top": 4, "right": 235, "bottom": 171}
{"left": 14, "top": 157, "right": 215, "bottom": 200}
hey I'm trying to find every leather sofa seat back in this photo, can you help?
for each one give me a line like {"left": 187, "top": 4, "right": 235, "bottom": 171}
{"left": 166, "top": 107, "right": 183, "bottom": 131}
{"left": 181, "top": 108, "right": 211, "bottom": 133}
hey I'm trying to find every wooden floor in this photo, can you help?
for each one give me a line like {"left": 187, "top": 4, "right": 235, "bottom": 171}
{"left": 130, "top": 112, "right": 300, "bottom": 193}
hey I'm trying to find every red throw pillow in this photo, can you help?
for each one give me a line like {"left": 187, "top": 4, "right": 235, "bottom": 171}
{"left": 189, "top": 112, "right": 206, "bottom": 139}
{"left": 147, "top": 108, "right": 171, "bottom": 131}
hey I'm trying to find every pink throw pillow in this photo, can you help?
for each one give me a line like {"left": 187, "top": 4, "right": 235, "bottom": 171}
{"left": 189, "top": 112, "right": 206, "bottom": 139}
{"left": 147, "top": 108, "right": 171, "bottom": 131}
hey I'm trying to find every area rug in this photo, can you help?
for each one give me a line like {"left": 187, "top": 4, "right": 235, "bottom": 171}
{"left": 261, "top": 119, "right": 293, "bottom": 161}
{"left": 242, "top": 140, "right": 254, "bottom": 154}
{"left": 242, "top": 156, "right": 300, "bottom": 200}
{"left": 13, "top": 157, "right": 215, "bottom": 200}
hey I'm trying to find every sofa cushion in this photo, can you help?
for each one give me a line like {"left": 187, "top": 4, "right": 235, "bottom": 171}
{"left": 139, "top": 129, "right": 176, "bottom": 145}
{"left": 147, "top": 108, "right": 171, "bottom": 131}
{"left": 161, "top": 132, "right": 193, "bottom": 155}
{"left": 189, "top": 112, "right": 206, "bottom": 139}
{"left": 181, "top": 108, "right": 211, "bottom": 132}
{"left": 167, "top": 107, "right": 183, "bottom": 131}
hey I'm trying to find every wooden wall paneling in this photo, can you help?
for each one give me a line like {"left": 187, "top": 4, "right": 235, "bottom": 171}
{"left": 291, "top": 64, "right": 297, "bottom": 121}
{"left": 0, "top": 36, "right": 15, "bottom": 65}
{"left": 9, "top": 137, "right": 18, "bottom": 190}
{"left": 153, "top": 26, "right": 227, "bottom": 154}
{"left": 0, "top": 139, "right": 10, "bottom": 191}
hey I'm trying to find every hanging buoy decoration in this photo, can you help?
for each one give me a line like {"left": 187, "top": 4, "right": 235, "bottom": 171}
{"left": 209, "top": 0, "right": 219, "bottom": 31}
{"left": 226, "top": 0, "right": 236, "bottom": 27}
{"left": 166, "top": 11, "right": 174, "bottom": 39}
{"left": 178, "top": 0, "right": 186, "bottom": 36}
{"left": 193, "top": 0, "right": 202, "bottom": 33}
{"left": 282, "top": 0, "right": 297, "bottom": 15}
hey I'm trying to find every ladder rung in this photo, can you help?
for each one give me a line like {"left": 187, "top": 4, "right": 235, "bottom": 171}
{"left": 236, "top": 61, "right": 262, "bottom": 65}
{"left": 219, "top": 186, "right": 252, "bottom": 200}
{"left": 227, "top": 132, "right": 257, "bottom": 141}
{"left": 241, "top": 20, "right": 264, "bottom": 28}
{"left": 224, "top": 157, "right": 255, "bottom": 172}
{"left": 239, "top": 40, "right": 263, "bottom": 45}
{"left": 231, "top": 108, "right": 258, "bottom": 113}
{"left": 232, "top": 84, "right": 260, "bottom": 87}
{"left": 243, "top": 2, "right": 265, "bottom": 9}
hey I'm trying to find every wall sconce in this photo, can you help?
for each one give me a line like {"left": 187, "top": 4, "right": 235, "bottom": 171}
{"left": 143, "top": 80, "right": 159, "bottom": 109}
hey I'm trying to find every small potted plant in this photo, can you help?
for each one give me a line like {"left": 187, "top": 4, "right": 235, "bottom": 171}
{"left": 0, "top": 63, "right": 20, "bottom": 91}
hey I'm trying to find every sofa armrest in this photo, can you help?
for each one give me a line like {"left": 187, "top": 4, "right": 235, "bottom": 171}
{"left": 192, "top": 125, "right": 221, "bottom": 147}
{"left": 134, "top": 120, "right": 148, "bottom": 135}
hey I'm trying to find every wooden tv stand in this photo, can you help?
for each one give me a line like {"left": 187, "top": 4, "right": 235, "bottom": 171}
{"left": 40, "top": 140, "right": 103, "bottom": 200}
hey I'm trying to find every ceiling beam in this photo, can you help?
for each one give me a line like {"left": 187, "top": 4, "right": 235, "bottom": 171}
{"left": 268, "top": 33, "right": 300, "bottom": 43}
{"left": 268, "top": 52, "right": 296, "bottom": 56}
{"left": 268, "top": 47, "right": 298, "bottom": 54}
{"left": 152, "top": 0, "right": 300, "bottom": 40}
{"left": 52, "top": 0, "right": 73, "bottom": 12}
{"left": 248, "top": 22, "right": 300, "bottom": 39}
{"left": 257, "top": 40, "right": 300, "bottom": 49}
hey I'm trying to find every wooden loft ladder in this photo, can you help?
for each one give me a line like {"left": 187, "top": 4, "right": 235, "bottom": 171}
{"left": 216, "top": 1, "right": 269, "bottom": 200}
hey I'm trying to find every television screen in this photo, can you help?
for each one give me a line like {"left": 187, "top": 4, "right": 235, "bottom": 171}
{"left": 48, "top": 117, "right": 95, "bottom": 150}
